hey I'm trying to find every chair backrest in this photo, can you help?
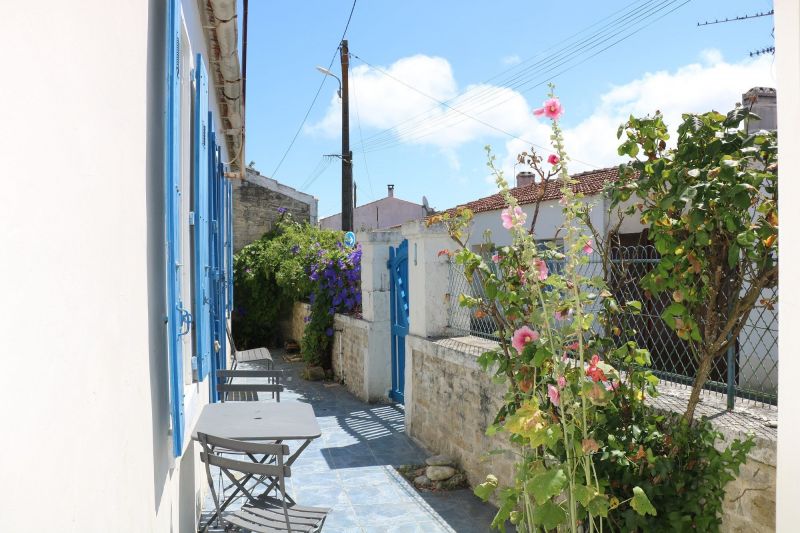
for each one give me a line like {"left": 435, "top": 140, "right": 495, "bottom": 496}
{"left": 198, "top": 432, "right": 292, "bottom": 528}
{"left": 225, "top": 322, "right": 238, "bottom": 356}
{"left": 216, "top": 369, "right": 284, "bottom": 402}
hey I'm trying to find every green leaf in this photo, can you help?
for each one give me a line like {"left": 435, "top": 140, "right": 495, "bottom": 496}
{"left": 631, "top": 486, "right": 657, "bottom": 516}
{"left": 528, "top": 468, "right": 567, "bottom": 504}
{"left": 727, "top": 243, "right": 740, "bottom": 268}
{"left": 474, "top": 475, "right": 499, "bottom": 501}
{"left": 587, "top": 495, "right": 610, "bottom": 517}
{"left": 532, "top": 501, "right": 567, "bottom": 530}
{"left": 533, "top": 347, "right": 550, "bottom": 368}
{"left": 574, "top": 485, "right": 595, "bottom": 507}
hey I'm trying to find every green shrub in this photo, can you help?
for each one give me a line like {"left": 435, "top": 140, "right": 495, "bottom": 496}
{"left": 596, "top": 406, "right": 753, "bottom": 532}
{"left": 232, "top": 213, "right": 342, "bottom": 348}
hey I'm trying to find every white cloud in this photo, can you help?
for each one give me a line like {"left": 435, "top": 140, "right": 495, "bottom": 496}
{"left": 308, "top": 51, "right": 775, "bottom": 178}
{"left": 306, "top": 55, "right": 530, "bottom": 150}
{"left": 502, "top": 54, "right": 521, "bottom": 66}
{"left": 502, "top": 51, "right": 775, "bottom": 174}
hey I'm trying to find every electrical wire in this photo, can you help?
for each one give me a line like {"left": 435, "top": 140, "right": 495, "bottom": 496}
{"left": 349, "top": 53, "right": 600, "bottom": 168}
{"left": 351, "top": 74, "right": 376, "bottom": 201}
{"left": 354, "top": 0, "right": 691, "bottom": 155}
{"left": 356, "top": 0, "right": 662, "bottom": 150}
{"left": 269, "top": 0, "right": 358, "bottom": 180}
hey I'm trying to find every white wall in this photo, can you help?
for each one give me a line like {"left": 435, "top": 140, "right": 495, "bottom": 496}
{"left": 0, "top": 1, "right": 227, "bottom": 531}
{"left": 776, "top": 0, "right": 800, "bottom": 529}
{"left": 464, "top": 195, "right": 607, "bottom": 248}
{"left": 321, "top": 197, "right": 428, "bottom": 231}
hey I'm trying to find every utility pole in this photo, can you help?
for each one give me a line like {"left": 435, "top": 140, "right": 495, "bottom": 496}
{"left": 340, "top": 40, "right": 353, "bottom": 232}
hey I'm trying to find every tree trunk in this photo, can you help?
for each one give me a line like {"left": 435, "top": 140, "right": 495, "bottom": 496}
{"left": 684, "top": 353, "right": 714, "bottom": 422}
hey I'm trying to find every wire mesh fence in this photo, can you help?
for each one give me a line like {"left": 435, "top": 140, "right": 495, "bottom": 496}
{"left": 446, "top": 245, "right": 778, "bottom": 409}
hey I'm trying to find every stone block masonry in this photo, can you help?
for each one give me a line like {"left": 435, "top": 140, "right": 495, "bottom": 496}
{"left": 232, "top": 168, "right": 318, "bottom": 253}
{"left": 283, "top": 302, "right": 381, "bottom": 403}
{"left": 403, "top": 332, "right": 776, "bottom": 531}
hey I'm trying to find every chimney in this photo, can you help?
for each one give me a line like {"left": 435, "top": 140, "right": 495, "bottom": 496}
{"left": 387, "top": 184, "right": 395, "bottom": 198}
{"left": 516, "top": 171, "right": 535, "bottom": 188}
{"left": 742, "top": 87, "right": 777, "bottom": 133}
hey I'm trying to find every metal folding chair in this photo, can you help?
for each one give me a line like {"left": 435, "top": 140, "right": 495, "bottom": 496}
{"left": 217, "top": 369, "right": 284, "bottom": 402}
{"left": 227, "top": 323, "right": 274, "bottom": 370}
{"left": 198, "top": 433, "right": 329, "bottom": 533}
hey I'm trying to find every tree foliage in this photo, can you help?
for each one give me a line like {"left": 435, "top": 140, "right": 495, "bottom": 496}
{"left": 609, "top": 107, "right": 778, "bottom": 420}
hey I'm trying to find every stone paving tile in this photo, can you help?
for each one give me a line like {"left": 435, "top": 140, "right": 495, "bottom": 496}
{"left": 200, "top": 350, "right": 504, "bottom": 532}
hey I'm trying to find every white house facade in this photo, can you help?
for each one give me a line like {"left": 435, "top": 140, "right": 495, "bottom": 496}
{"left": 0, "top": 0, "right": 241, "bottom": 530}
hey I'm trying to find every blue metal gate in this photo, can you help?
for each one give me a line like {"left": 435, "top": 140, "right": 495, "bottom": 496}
{"left": 388, "top": 239, "right": 409, "bottom": 403}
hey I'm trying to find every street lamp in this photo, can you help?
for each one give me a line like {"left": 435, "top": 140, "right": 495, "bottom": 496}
{"left": 315, "top": 66, "right": 342, "bottom": 99}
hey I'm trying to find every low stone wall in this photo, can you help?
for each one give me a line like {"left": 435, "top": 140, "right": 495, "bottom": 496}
{"left": 405, "top": 335, "right": 516, "bottom": 489}
{"left": 283, "top": 301, "right": 381, "bottom": 403}
{"left": 283, "top": 301, "right": 311, "bottom": 345}
{"left": 405, "top": 333, "right": 777, "bottom": 532}
{"left": 332, "top": 313, "right": 369, "bottom": 401}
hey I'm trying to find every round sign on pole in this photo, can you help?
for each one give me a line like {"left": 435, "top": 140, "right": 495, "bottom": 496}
{"left": 344, "top": 231, "right": 356, "bottom": 248}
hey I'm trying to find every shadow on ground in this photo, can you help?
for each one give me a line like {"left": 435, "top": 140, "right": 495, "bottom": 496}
{"left": 201, "top": 349, "right": 507, "bottom": 532}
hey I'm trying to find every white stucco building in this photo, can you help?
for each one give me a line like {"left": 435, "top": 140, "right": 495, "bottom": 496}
{"left": 0, "top": 1, "right": 241, "bottom": 530}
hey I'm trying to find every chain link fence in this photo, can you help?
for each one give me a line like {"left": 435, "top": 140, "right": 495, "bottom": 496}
{"left": 446, "top": 245, "right": 778, "bottom": 408}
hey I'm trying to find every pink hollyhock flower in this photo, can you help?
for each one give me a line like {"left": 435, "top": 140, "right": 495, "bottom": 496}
{"left": 501, "top": 206, "right": 527, "bottom": 229}
{"left": 547, "top": 154, "right": 560, "bottom": 165}
{"left": 533, "top": 258, "right": 548, "bottom": 281}
{"left": 533, "top": 97, "right": 564, "bottom": 120}
{"left": 491, "top": 253, "right": 501, "bottom": 264}
{"left": 587, "top": 355, "right": 607, "bottom": 382}
{"left": 604, "top": 380, "right": 621, "bottom": 392}
{"left": 557, "top": 375, "right": 567, "bottom": 389}
{"left": 512, "top": 326, "right": 539, "bottom": 353}
{"left": 567, "top": 341, "right": 580, "bottom": 351}
{"left": 547, "top": 384, "right": 560, "bottom": 407}
{"left": 583, "top": 239, "right": 594, "bottom": 255}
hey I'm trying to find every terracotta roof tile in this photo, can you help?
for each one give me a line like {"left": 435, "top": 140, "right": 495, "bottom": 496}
{"left": 441, "top": 167, "right": 617, "bottom": 217}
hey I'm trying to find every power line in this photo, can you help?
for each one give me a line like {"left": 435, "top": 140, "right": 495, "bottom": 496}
{"left": 269, "top": 0, "right": 358, "bottom": 180}
{"left": 355, "top": 0, "right": 666, "bottom": 150}
{"left": 299, "top": 155, "right": 336, "bottom": 191}
{"left": 355, "top": 0, "right": 690, "bottom": 154}
{"left": 351, "top": 74, "right": 375, "bottom": 201}
{"left": 348, "top": 0, "right": 690, "bottom": 160}
{"left": 354, "top": 0, "right": 661, "bottom": 151}
{"left": 350, "top": 53, "right": 601, "bottom": 169}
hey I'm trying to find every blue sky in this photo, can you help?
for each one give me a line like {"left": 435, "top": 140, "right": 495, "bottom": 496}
{"left": 240, "top": 0, "right": 775, "bottom": 218}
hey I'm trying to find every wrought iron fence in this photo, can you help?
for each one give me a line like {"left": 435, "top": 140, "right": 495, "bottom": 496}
{"left": 446, "top": 245, "right": 778, "bottom": 408}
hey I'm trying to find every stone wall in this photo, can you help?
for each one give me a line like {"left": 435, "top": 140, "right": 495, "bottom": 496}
{"left": 720, "top": 433, "right": 776, "bottom": 532}
{"left": 283, "top": 301, "right": 379, "bottom": 403}
{"left": 404, "top": 333, "right": 777, "bottom": 531}
{"left": 232, "top": 168, "right": 317, "bottom": 253}
{"left": 332, "top": 313, "right": 369, "bottom": 401}
{"left": 405, "top": 335, "right": 515, "bottom": 489}
{"left": 283, "top": 301, "right": 311, "bottom": 345}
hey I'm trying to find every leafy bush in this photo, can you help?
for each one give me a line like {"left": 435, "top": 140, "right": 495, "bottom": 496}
{"left": 596, "top": 408, "right": 753, "bottom": 532}
{"left": 232, "top": 213, "right": 342, "bottom": 348}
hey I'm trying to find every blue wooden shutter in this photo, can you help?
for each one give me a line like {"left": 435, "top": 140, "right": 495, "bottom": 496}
{"left": 193, "top": 55, "right": 212, "bottom": 380}
{"left": 165, "top": 0, "right": 185, "bottom": 457}
{"left": 225, "top": 178, "right": 233, "bottom": 312}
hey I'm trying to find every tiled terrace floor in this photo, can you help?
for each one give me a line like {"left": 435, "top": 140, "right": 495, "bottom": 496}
{"left": 201, "top": 350, "right": 501, "bottom": 532}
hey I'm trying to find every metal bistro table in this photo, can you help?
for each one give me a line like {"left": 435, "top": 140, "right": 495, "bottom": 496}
{"left": 192, "top": 402, "right": 321, "bottom": 526}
